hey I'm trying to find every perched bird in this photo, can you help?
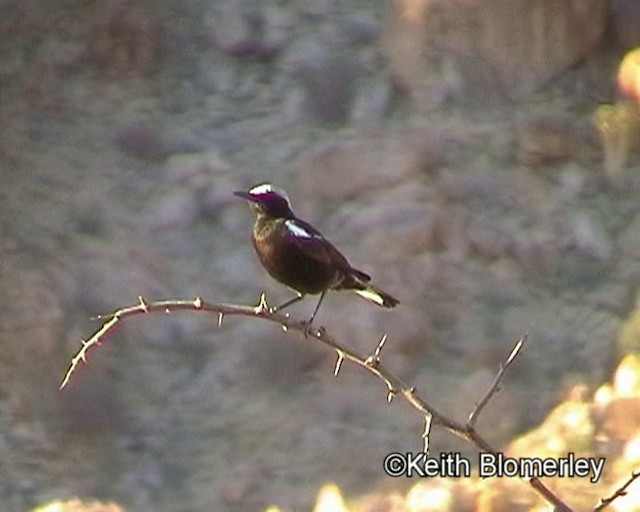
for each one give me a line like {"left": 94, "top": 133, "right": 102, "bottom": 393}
{"left": 234, "top": 183, "right": 399, "bottom": 324}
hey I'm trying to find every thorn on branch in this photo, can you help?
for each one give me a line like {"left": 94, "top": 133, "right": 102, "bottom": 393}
{"left": 365, "top": 334, "right": 388, "bottom": 367}
{"left": 422, "top": 414, "right": 433, "bottom": 455}
{"left": 334, "top": 351, "right": 345, "bottom": 376}
{"left": 137, "top": 296, "right": 149, "bottom": 312}
{"left": 194, "top": 296, "right": 202, "bottom": 309}
{"left": 218, "top": 312, "right": 224, "bottom": 327}
{"left": 387, "top": 389, "right": 396, "bottom": 403}
{"left": 255, "top": 292, "right": 269, "bottom": 314}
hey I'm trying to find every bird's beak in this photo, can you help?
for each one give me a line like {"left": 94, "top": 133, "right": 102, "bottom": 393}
{"left": 233, "top": 190, "right": 254, "bottom": 201}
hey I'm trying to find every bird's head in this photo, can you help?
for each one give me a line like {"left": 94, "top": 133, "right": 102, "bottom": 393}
{"left": 234, "top": 183, "right": 295, "bottom": 218}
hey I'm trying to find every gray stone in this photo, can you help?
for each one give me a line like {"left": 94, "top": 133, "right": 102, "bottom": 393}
{"left": 382, "top": 0, "right": 607, "bottom": 106}
{"left": 295, "top": 53, "right": 361, "bottom": 124}
{"left": 350, "top": 77, "right": 393, "bottom": 124}
{"left": 296, "top": 127, "right": 446, "bottom": 200}
{"left": 208, "top": 2, "right": 260, "bottom": 58}
{"left": 569, "top": 211, "right": 614, "bottom": 262}
{"left": 610, "top": 0, "right": 640, "bottom": 47}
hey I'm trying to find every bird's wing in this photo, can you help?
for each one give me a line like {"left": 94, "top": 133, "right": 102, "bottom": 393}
{"left": 283, "top": 219, "right": 371, "bottom": 282}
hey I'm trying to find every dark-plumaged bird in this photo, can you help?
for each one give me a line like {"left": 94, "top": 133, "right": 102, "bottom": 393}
{"left": 234, "top": 183, "right": 399, "bottom": 324}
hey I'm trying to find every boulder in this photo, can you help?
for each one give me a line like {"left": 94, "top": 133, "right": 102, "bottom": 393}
{"left": 382, "top": 0, "right": 607, "bottom": 108}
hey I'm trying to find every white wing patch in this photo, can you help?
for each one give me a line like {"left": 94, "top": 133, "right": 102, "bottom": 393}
{"left": 285, "top": 219, "right": 316, "bottom": 239}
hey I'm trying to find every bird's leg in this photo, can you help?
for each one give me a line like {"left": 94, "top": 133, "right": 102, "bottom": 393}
{"left": 309, "top": 291, "right": 326, "bottom": 324}
{"left": 303, "top": 291, "right": 326, "bottom": 336}
{"left": 270, "top": 292, "right": 304, "bottom": 314}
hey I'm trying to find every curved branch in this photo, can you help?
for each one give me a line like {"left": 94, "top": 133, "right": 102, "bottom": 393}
{"left": 60, "top": 295, "right": 572, "bottom": 511}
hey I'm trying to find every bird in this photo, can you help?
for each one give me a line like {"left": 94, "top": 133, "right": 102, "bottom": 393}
{"left": 234, "top": 183, "right": 399, "bottom": 325}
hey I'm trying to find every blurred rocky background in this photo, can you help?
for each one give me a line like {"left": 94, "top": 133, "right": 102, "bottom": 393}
{"left": 1, "top": 0, "right": 639, "bottom": 510}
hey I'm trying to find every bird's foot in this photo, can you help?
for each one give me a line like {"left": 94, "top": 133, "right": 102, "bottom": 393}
{"left": 301, "top": 320, "right": 316, "bottom": 339}
{"left": 301, "top": 320, "right": 325, "bottom": 339}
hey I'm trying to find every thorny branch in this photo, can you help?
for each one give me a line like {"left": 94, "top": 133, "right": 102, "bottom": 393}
{"left": 60, "top": 295, "right": 629, "bottom": 511}
{"left": 594, "top": 470, "right": 640, "bottom": 511}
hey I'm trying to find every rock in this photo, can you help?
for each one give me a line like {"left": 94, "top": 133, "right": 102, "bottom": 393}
{"left": 343, "top": 12, "right": 380, "bottom": 45}
{"left": 208, "top": 2, "right": 292, "bottom": 59}
{"left": 294, "top": 52, "right": 361, "bottom": 124}
{"left": 165, "top": 150, "right": 231, "bottom": 191}
{"left": 116, "top": 121, "right": 168, "bottom": 160}
{"left": 350, "top": 77, "right": 394, "bottom": 124}
{"left": 352, "top": 199, "right": 441, "bottom": 257}
{"left": 209, "top": 2, "right": 260, "bottom": 58}
{"left": 88, "top": 2, "right": 162, "bottom": 77}
{"left": 569, "top": 211, "right": 614, "bottom": 262}
{"left": 617, "top": 215, "right": 640, "bottom": 282}
{"left": 297, "top": 0, "right": 333, "bottom": 20}
{"left": 382, "top": 0, "right": 607, "bottom": 106}
{"left": 296, "top": 127, "right": 446, "bottom": 201}
{"left": 556, "top": 165, "right": 588, "bottom": 203}
{"left": 593, "top": 102, "right": 640, "bottom": 185}
{"left": 609, "top": 0, "right": 640, "bottom": 48}
{"left": 156, "top": 150, "right": 236, "bottom": 224}
{"left": 260, "top": 4, "right": 293, "bottom": 58}
{"left": 149, "top": 188, "right": 199, "bottom": 229}
{"left": 467, "top": 217, "right": 513, "bottom": 260}
{"left": 515, "top": 116, "right": 576, "bottom": 167}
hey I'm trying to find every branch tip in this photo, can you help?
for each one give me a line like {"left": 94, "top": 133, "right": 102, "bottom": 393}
{"left": 595, "top": 470, "right": 640, "bottom": 511}
{"left": 506, "top": 334, "right": 526, "bottom": 364}
{"left": 468, "top": 332, "right": 526, "bottom": 427}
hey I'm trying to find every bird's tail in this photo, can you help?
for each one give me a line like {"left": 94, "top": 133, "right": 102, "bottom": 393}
{"left": 354, "top": 284, "right": 399, "bottom": 309}
{"left": 342, "top": 268, "right": 399, "bottom": 308}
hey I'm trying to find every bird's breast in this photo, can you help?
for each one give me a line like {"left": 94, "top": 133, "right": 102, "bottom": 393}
{"left": 251, "top": 218, "right": 340, "bottom": 295}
